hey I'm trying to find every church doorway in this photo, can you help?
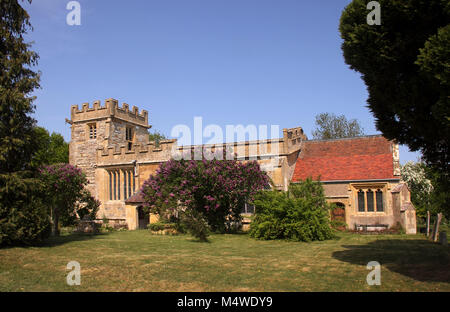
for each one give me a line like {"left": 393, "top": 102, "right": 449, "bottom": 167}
{"left": 331, "top": 202, "right": 346, "bottom": 229}
{"left": 137, "top": 206, "right": 149, "bottom": 229}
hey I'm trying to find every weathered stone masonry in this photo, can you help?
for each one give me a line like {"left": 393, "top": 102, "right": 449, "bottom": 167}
{"left": 68, "top": 98, "right": 416, "bottom": 233}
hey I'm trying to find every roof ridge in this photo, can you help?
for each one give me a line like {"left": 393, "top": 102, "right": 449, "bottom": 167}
{"left": 306, "top": 134, "right": 384, "bottom": 143}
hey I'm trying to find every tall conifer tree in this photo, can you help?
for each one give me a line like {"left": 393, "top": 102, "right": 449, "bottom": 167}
{"left": 0, "top": 0, "right": 40, "bottom": 172}
{"left": 0, "top": 0, "right": 49, "bottom": 245}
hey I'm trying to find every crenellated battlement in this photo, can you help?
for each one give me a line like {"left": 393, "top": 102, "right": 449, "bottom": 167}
{"left": 96, "top": 139, "right": 177, "bottom": 165}
{"left": 70, "top": 98, "right": 149, "bottom": 128}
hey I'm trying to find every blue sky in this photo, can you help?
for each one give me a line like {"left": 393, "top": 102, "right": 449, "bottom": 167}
{"left": 23, "top": 0, "right": 421, "bottom": 163}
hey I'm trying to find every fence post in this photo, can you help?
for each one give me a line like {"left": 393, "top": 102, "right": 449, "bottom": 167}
{"left": 432, "top": 213, "right": 442, "bottom": 242}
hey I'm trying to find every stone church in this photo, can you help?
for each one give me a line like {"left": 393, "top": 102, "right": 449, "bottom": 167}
{"left": 68, "top": 98, "right": 416, "bottom": 234}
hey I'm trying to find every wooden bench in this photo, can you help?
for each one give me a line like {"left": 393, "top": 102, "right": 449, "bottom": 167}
{"left": 355, "top": 224, "right": 389, "bottom": 232}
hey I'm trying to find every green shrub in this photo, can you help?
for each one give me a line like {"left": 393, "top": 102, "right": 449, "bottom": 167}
{"left": 330, "top": 219, "right": 347, "bottom": 231}
{"left": 101, "top": 223, "right": 115, "bottom": 232}
{"left": 148, "top": 222, "right": 165, "bottom": 232}
{"left": 148, "top": 221, "right": 182, "bottom": 235}
{"left": 0, "top": 174, "right": 51, "bottom": 246}
{"left": 249, "top": 178, "right": 333, "bottom": 242}
{"left": 180, "top": 209, "right": 210, "bottom": 241}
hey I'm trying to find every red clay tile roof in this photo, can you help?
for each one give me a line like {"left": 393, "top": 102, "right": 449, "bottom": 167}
{"left": 292, "top": 136, "right": 398, "bottom": 182}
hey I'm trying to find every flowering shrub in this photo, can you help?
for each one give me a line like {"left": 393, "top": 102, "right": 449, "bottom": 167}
{"left": 249, "top": 178, "right": 333, "bottom": 242}
{"left": 401, "top": 161, "right": 434, "bottom": 218}
{"left": 39, "top": 163, "right": 99, "bottom": 236}
{"left": 141, "top": 159, "right": 270, "bottom": 240}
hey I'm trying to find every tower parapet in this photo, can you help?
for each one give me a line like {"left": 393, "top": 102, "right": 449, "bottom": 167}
{"left": 71, "top": 98, "right": 149, "bottom": 128}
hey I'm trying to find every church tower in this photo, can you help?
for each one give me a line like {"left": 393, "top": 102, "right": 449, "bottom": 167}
{"left": 68, "top": 98, "right": 151, "bottom": 200}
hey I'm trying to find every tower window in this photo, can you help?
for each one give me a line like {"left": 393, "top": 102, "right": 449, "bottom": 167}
{"left": 108, "top": 168, "right": 135, "bottom": 201}
{"left": 126, "top": 127, "right": 133, "bottom": 141}
{"left": 126, "top": 127, "right": 133, "bottom": 150}
{"left": 88, "top": 123, "right": 97, "bottom": 139}
{"left": 113, "top": 171, "right": 117, "bottom": 200}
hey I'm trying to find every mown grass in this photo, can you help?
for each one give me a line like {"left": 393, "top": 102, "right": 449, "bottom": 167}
{"left": 0, "top": 230, "right": 448, "bottom": 291}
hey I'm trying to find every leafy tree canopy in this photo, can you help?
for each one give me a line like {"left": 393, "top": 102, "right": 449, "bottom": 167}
{"left": 312, "top": 112, "right": 365, "bottom": 140}
{"left": 32, "top": 126, "right": 69, "bottom": 167}
{"left": 39, "top": 164, "right": 99, "bottom": 236}
{"left": 401, "top": 161, "right": 433, "bottom": 217}
{"left": 339, "top": 0, "right": 449, "bottom": 174}
{"left": 148, "top": 130, "right": 167, "bottom": 147}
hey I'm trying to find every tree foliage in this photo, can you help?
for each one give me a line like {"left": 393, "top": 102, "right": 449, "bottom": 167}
{"left": 401, "top": 161, "right": 433, "bottom": 218}
{"left": 32, "top": 126, "right": 69, "bottom": 167}
{"left": 0, "top": 0, "right": 40, "bottom": 173}
{"left": 424, "top": 166, "right": 450, "bottom": 220}
{"left": 148, "top": 130, "right": 167, "bottom": 147}
{"left": 312, "top": 113, "right": 365, "bottom": 140}
{"left": 39, "top": 164, "right": 99, "bottom": 236}
{"left": 141, "top": 159, "right": 270, "bottom": 240}
{"left": 339, "top": 0, "right": 449, "bottom": 179}
{"left": 0, "top": 0, "right": 49, "bottom": 245}
{"left": 0, "top": 174, "right": 50, "bottom": 245}
{"left": 249, "top": 178, "right": 334, "bottom": 242}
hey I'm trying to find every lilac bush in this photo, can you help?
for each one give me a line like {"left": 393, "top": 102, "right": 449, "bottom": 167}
{"left": 39, "top": 163, "right": 99, "bottom": 236}
{"left": 141, "top": 159, "right": 270, "bottom": 238}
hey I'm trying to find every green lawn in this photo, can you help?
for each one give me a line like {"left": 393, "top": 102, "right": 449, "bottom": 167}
{"left": 0, "top": 230, "right": 449, "bottom": 291}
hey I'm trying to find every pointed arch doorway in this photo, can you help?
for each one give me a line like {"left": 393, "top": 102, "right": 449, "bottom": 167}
{"left": 331, "top": 202, "right": 346, "bottom": 229}
{"left": 137, "top": 206, "right": 149, "bottom": 229}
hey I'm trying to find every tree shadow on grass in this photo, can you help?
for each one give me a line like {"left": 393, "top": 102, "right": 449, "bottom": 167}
{"left": 332, "top": 239, "right": 450, "bottom": 283}
{"left": 41, "top": 232, "right": 112, "bottom": 247}
{"left": 1, "top": 232, "right": 111, "bottom": 249}
{"left": 185, "top": 237, "right": 212, "bottom": 243}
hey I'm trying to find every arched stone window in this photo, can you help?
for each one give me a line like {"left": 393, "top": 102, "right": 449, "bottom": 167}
{"left": 358, "top": 189, "right": 365, "bottom": 212}
{"left": 376, "top": 189, "right": 384, "bottom": 211}
{"left": 109, "top": 171, "right": 112, "bottom": 200}
{"left": 108, "top": 168, "right": 136, "bottom": 200}
{"left": 354, "top": 184, "right": 386, "bottom": 213}
{"left": 367, "top": 189, "right": 374, "bottom": 212}
{"left": 113, "top": 171, "right": 117, "bottom": 200}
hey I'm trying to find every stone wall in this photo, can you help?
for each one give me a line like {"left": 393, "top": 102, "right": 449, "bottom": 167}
{"left": 69, "top": 99, "right": 312, "bottom": 225}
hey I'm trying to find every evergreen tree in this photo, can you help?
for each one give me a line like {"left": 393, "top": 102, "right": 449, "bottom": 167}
{"left": 0, "top": 0, "right": 50, "bottom": 245}
{"left": 339, "top": 0, "right": 449, "bottom": 193}
{"left": 0, "top": 0, "right": 40, "bottom": 173}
